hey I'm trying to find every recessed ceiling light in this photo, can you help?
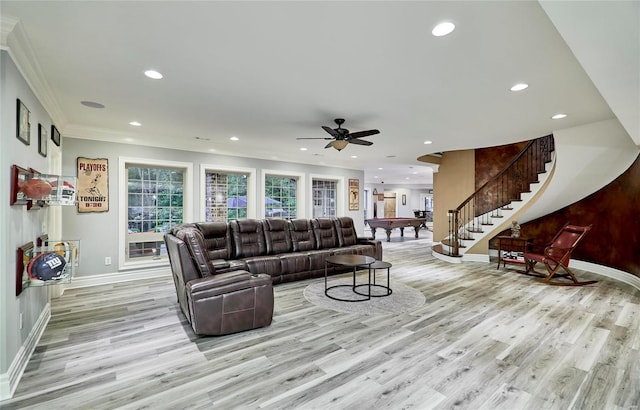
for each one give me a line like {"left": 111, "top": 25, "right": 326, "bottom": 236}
{"left": 551, "top": 113, "right": 567, "bottom": 119}
{"left": 424, "top": 140, "right": 433, "bottom": 145}
{"left": 230, "top": 136, "right": 239, "bottom": 141}
{"left": 351, "top": 155, "right": 358, "bottom": 159}
{"left": 144, "top": 70, "right": 163, "bottom": 79}
{"left": 124, "top": 138, "right": 134, "bottom": 142}
{"left": 432, "top": 22, "right": 455, "bottom": 37}
{"left": 300, "top": 147, "right": 308, "bottom": 151}
{"left": 81, "top": 101, "right": 105, "bottom": 109}
{"left": 129, "top": 121, "right": 142, "bottom": 127}
{"left": 378, "top": 167, "right": 383, "bottom": 170}
{"left": 374, "top": 176, "right": 379, "bottom": 179}
{"left": 208, "top": 148, "right": 216, "bottom": 152}
{"left": 405, "top": 177, "right": 410, "bottom": 180}
{"left": 413, "top": 172, "right": 418, "bottom": 175}
{"left": 510, "top": 83, "right": 529, "bottom": 91}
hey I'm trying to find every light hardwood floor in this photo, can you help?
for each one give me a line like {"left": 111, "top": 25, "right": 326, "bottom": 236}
{"left": 3, "top": 230, "right": 639, "bottom": 409}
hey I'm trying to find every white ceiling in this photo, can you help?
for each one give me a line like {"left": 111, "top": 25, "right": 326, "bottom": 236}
{"left": 2, "top": 1, "right": 637, "bottom": 186}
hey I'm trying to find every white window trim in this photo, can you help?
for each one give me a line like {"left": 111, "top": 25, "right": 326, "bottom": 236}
{"left": 118, "top": 157, "right": 193, "bottom": 270}
{"left": 199, "top": 164, "right": 257, "bottom": 220}
{"left": 261, "top": 169, "right": 306, "bottom": 219}
{"left": 309, "top": 173, "right": 345, "bottom": 217}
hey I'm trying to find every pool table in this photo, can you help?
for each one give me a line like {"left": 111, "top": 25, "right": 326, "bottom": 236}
{"left": 365, "top": 217, "right": 426, "bottom": 242}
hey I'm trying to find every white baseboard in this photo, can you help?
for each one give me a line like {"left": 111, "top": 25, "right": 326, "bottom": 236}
{"left": 462, "top": 253, "right": 491, "bottom": 263}
{"left": 571, "top": 260, "right": 640, "bottom": 291}
{"left": 474, "top": 251, "right": 640, "bottom": 291}
{"left": 65, "top": 267, "right": 172, "bottom": 289}
{"left": 0, "top": 303, "right": 51, "bottom": 401}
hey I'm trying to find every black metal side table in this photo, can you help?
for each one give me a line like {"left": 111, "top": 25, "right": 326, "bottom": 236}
{"left": 324, "top": 254, "right": 375, "bottom": 302}
{"left": 354, "top": 260, "right": 392, "bottom": 297}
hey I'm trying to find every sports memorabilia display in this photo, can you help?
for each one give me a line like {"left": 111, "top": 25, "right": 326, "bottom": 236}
{"left": 27, "top": 252, "right": 67, "bottom": 281}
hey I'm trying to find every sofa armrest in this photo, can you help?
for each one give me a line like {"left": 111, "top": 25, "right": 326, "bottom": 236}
{"left": 187, "top": 271, "right": 271, "bottom": 299}
{"left": 210, "top": 259, "right": 231, "bottom": 270}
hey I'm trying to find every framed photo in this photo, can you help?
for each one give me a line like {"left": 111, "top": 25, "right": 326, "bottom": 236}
{"left": 51, "top": 125, "right": 61, "bottom": 147}
{"left": 38, "top": 124, "right": 47, "bottom": 157}
{"left": 349, "top": 178, "right": 359, "bottom": 211}
{"left": 77, "top": 157, "right": 109, "bottom": 213}
{"left": 16, "top": 98, "right": 30, "bottom": 145}
{"left": 402, "top": 194, "right": 407, "bottom": 205}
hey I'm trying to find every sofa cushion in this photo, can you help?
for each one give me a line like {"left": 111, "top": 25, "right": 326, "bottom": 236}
{"left": 312, "top": 218, "right": 338, "bottom": 249}
{"left": 263, "top": 218, "right": 293, "bottom": 254}
{"left": 230, "top": 219, "right": 267, "bottom": 258}
{"left": 289, "top": 219, "right": 316, "bottom": 251}
{"left": 195, "top": 222, "right": 232, "bottom": 260}
{"left": 334, "top": 217, "right": 358, "bottom": 247}
{"left": 175, "top": 227, "right": 216, "bottom": 278}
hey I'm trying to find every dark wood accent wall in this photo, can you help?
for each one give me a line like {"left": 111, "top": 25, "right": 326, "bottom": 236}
{"left": 475, "top": 141, "right": 529, "bottom": 189}
{"left": 491, "top": 153, "right": 640, "bottom": 278}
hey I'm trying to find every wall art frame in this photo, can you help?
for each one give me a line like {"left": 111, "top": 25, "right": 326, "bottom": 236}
{"left": 38, "top": 124, "right": 47, "bottom": 157}
{"left": 77, "top": 157, "right": 109, "bottom": 213}
{"left": 51, "top": 125, "right": 61, "bottom": 147}
{"left": 349, "top": 178, "right": 359, "bottom": 211}
{"left": 16, "top": 98, "right": 30, "bottom": 145}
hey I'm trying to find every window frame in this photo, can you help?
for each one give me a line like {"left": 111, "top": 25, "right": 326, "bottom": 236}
{"left": 261, "top": 169, "right": 306, "bottom": 219}
{"left": 199, "top": 164, "right": 257, "bottom": 221}
{"left": 310, "top": 174, "right": 344, "bottom": 218}
{"left": 118, "top": 157, "right": 193, "bottom": 270}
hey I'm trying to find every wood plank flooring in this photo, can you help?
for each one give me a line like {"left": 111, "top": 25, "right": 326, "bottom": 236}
{"left": 2, "top": 230, "right": 639, "bottom": 409}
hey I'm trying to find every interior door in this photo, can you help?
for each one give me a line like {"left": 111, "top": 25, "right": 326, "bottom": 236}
{"left": 384, "top": 193, "right": 396, "bottom": 218}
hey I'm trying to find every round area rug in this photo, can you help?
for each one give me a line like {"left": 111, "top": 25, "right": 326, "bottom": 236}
{"left": 303, "top": 278, "right": 426, "bottom": 315}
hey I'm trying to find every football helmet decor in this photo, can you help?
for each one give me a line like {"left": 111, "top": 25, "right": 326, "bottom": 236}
{"left": 27, "top": 252, "right": 67, "bottom": 281}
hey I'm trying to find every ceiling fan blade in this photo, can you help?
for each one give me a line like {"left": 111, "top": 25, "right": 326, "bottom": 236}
{"left": 348, "top": 129, "right": 380, "bottom": 139}
{"left": 296, "top": 137, "right": 334, "bottom": 140}
{"left": 322, "top": 126, "right": 340, "bottom": 138}
{"left": 324, "top": 141, "right": 335, "bottom": 149}
{"left": 348, "top": 138, "right": 373, "bottom": 146}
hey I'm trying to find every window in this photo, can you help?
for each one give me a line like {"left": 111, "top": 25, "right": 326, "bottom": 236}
{"left": 312, "top": 179, "right": 337, "bottom": 217}
{"left": 264, "top": 175, "right": 298, "bottom": 219}
{"left": 119, "top": 158, "right": 192, "bottom": 268}
{"left": 205, "top": 171, "right": 248, "bottom": 222}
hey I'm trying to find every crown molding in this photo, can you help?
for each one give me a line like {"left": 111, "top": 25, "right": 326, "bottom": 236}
{"left": 1, "top": 15, "right": 67, "bottom": 128}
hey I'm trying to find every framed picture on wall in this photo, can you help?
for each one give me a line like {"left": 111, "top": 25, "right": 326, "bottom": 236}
{"left": 349, "top": 178, "right": 359, "bottom": 211}
{"left": 402, "top": 194, "right": 407, "bottom": 205}
{"left": 51, "top": 125, "right": 61, "bottom": 147}
{"left": 38, "top": 124, "right": 47, "bottom": 157}
{"left": 16, "top": 98, "right": 30, "bottom": 145}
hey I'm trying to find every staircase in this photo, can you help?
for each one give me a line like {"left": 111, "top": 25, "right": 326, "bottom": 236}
{"left": 433, "top": 134, "right": 555, "bottom": 263}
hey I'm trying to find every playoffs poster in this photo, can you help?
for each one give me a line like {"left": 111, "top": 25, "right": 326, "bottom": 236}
{"left": 77, "top": 157, "right": 109, "bottom": 213}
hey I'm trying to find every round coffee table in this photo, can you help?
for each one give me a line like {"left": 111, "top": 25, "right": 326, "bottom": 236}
{"left": 324, "top": 254, "right": 376, "bottom": 302}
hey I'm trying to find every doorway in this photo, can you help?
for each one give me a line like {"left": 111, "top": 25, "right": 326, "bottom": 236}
{"left": 384, "top": 192, "right": 396, "bottom": 218}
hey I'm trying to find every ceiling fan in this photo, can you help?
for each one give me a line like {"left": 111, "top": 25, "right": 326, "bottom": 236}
{"left": 297, "top": 118, "right": 380, "bottom": 151}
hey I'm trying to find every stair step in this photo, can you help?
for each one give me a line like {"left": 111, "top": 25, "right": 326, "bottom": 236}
{"left": 432, "top": 244, "right": 462, "bottom": 258}
{"left": 467, "top": 228, "right": 484, "bottom": 233}
{"left": 481, "top": 223, "right": 494, "bottom": 226}
{"left": 501, "top": 207, "right": 513, "bottom": 211}
{"left": 442, "top": 239, "right": 466, "bottom": 248}
{"left": 491, "top": 215, "right": 504, "bottom": 218}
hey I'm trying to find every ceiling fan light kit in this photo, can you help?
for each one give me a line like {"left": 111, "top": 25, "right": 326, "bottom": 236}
{"left": 298, "top": 118, "right": 380, "bottom": 151}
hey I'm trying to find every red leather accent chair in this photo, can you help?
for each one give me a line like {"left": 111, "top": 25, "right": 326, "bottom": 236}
{"left": 523, "top": 223, "right": 596, "bottom": 286}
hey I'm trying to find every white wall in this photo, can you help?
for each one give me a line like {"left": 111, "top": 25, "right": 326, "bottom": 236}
{"left": 1, "top": 50, "right": 55, "bottom": 399}
{"left": 364, "top": 183, "right": 431, "bottom": 218}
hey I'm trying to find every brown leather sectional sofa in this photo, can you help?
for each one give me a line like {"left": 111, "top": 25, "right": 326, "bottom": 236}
{"left": 165, "top": 216, "right": 382, "bottom": 336}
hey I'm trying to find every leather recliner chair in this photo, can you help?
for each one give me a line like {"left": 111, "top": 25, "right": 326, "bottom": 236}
{"left": 165, "top": 226, "right": 274, "bottom": 336}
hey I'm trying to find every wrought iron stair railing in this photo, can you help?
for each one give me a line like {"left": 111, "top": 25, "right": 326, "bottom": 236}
{"left": 443, "top": 134, "right": 555, "bottom": 256}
